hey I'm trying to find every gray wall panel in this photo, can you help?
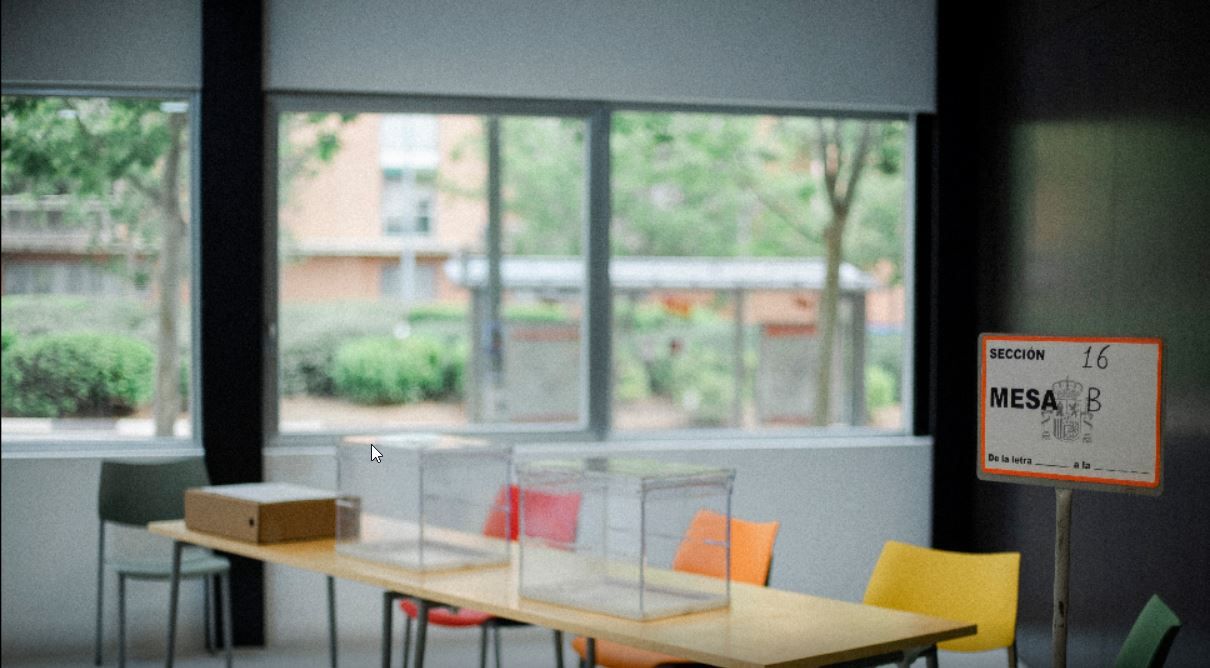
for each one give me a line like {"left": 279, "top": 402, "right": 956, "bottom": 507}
{"left": 267, "top": 0, "right": 936, "bottom": 112}
{"left": 1, "top": 0, "right": 200, "bottom": 89}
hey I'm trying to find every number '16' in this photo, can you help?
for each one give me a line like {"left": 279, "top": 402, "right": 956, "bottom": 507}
{"left": 1083, "top": 345, "right": 1109, "bottom": 369}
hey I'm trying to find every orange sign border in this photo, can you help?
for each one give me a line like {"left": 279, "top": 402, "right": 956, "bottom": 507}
{"left": 978, "top": 334, "right": 1163, "bottom": 490}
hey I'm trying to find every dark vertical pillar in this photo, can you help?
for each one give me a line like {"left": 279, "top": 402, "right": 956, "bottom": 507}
{"left": 930, "top": 0, "right": 985, "bottom": 551}
{"left": 200, "top": 0, "right": 265, "bottom": 646}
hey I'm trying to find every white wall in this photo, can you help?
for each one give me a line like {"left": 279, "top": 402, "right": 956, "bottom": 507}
{"left": 267, "top": 0, "right": 936, "bottom": 112}
{"left": 0, "top": 438, "right": 931, "bottom": 659}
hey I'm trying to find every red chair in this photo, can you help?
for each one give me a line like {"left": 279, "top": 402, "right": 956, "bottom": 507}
{"left": 393, "top": 484, "right": 581, "bottom": 668}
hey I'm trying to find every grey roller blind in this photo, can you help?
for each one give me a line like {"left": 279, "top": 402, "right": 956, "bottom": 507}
{"left": 1, "top": 0, "right": 201, "bottom": 90}
{"left": 267, "top": 0, "right": 935, "bottom": 113}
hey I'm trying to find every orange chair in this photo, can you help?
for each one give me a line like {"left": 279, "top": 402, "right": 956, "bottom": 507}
{"left": 392, "top": 485, "right": 582, "bottom": 668}
{"left": 572, "top": 510, "right": 780, "bottom": 668}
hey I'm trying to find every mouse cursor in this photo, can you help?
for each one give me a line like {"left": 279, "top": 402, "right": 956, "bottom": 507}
{"left": 370, "top": 445, "right": 383, "bottom": 463}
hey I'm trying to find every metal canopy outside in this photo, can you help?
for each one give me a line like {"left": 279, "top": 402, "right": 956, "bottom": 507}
{"left": 444, "top": 255, "right": 877, "bottom": 293}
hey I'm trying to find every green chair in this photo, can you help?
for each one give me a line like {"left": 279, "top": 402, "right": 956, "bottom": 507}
{"left": 1113, "top": 595, "right": 1181, "bottom": 668}
{"left": 95, "top": 458, "right": 233, "bottom": 667}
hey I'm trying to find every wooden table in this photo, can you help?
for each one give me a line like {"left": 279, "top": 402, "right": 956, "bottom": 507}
{"left": 150, "top": 520, "right": 974, "bottom": 668}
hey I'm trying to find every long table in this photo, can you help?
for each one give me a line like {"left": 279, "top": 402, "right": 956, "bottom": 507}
{"left": 149, "top": 520, "right": 975, "bottom": 668}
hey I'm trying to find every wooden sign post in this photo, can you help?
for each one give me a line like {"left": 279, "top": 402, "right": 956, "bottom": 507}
{"left": 977, "top": 334, "right": 1164, "bottom": 667}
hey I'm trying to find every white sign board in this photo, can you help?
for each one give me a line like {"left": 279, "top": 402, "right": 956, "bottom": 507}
{"left": 978, "top": 334, "right": 1163, "bottom": 494}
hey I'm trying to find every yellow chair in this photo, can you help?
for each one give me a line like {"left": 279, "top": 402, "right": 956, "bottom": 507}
{"left": 572, "top": 510, "right": 780, "bottom": 668}
{"left": 863, "top": 540, "right": 1020, "bottom": 667}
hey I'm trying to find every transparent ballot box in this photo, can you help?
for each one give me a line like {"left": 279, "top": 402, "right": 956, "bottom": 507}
{"left": 336, "top": 434, "right": 513, "bottom": 571}
{"left": 517, "top": 458, "right": 736, "bottom": 620}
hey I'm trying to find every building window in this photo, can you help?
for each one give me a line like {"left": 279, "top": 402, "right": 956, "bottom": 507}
{"left": 382, "top": 168, "right": 435, "bottom": 236}
{"left": 1, "top": 95, "right": 195, "bottom": 441}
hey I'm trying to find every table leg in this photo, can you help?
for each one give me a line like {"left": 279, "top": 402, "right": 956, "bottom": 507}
{"left": 382, "top": 591, "right": 395, "bottom": 668}
{"left": 586, "top": 637, "right": 596, "bottom": 667}
{"left": 414, "top": 599, "right": 430, "bottom": 668}
{"left": 327, "top": 575, "right": 338, "bottom": 668}
{"left": 165, "top": 541, "right": 183, "bottom": 668}
{"left": 220, "top": 573, "right": 233, "bottom": 668}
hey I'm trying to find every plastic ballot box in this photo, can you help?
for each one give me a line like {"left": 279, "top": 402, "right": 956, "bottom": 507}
{"left": 517, "top": 458, "right": 735, "bottom": 620}
{"left": 336, "top": 433, "right": 513, "bottom": 571}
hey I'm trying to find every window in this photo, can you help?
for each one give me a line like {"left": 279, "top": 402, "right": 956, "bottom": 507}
{"left": 1, "top": 95, "right": 195, "bottom": 441}
{"left": 277, "top": 111, "right": 586, "bottom": 433}
{"left": 273, "top": 102, "right": 910, "bottom": 439}
{"left": 610, "top": 112, "right": 908, "bottom": 431}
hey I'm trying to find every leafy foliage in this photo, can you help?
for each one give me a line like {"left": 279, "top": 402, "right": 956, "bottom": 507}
{"left": 1, "top": 332, "right": 154, "bottom": 417}
{"left": 331, "top": 335, "right": 459, "bottom": 404}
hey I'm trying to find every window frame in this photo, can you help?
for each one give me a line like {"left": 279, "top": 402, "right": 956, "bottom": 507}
{"left": 0, "top": 85, "right": 204, "bottom": 452}
{"left": 267, "top": 93, "right": 917, "bottom": 448}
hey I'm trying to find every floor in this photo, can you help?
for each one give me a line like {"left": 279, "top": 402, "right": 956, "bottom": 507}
{"left": 6, "top": 625, "right": 1023, "bottom": 668}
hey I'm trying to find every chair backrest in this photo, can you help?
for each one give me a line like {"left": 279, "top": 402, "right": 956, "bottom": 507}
{"left": 671, "top": 509, "right": 780, "bottom": 586}
{"left": 98, "top": 458, "right": 211, "bottom": 527}
{"left": 863, "top": 540, "right": 1019, "bottom": 653}
{"left": 1113, "top": 594, "right": 1181, "bottom": 668}
{"left": 482, "top": 484, "right": 581, "bottom": 543}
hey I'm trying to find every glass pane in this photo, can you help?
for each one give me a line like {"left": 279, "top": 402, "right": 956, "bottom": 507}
{"left": 611, "top": 112, "right": 908, "bottom": 431}
{"left": 1, "top": 96, "right": 193, "bottom": 440}
{"left": 277, "top": 113, "right": 586, "bottom": 433}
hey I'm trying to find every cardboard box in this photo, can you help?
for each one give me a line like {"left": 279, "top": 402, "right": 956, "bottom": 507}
{"left": 185, "top": 483, "right": 336, "bottom": 543}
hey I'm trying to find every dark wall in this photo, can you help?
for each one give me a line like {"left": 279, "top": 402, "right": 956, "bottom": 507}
{"left": 937, "top": 0, "right": 1210, "bottom": 665}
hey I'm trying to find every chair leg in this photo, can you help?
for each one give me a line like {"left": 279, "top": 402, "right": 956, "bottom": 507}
{"left": 204, "top": 575, "right": 215, "bottom": 655}
{"left": 924, "top": 645, "right": 938, "bottom": 668}
{"left": 586, "top": 637, "right": 596, "bottom": 668}
{"left": 95, "top": 522, "right": 106, "bottom": 666}
{"left": 553, "top": 630, "right": 565, "bottom": 668}
{"left": 402, "top": 614, "right": 412, "bottom": 668}
{"left": 413, "top": 599, "right": 430, "bottom": 668}
{"left": 220, "top": 572, "right": 234, "bottom": 668}
{"left": 479, "top": 624, "right": 489, "bottom": 668}
{"left": 327, "top": 575, "right": 338, "bottom": 668}
{"left": 166, "top": 541, "right": 183, "bottom": 668}
{"left": 492, "top": 624, "right": 502, "bottom": 668}
{"left": 118, "top": 574, "right": 127, "bottom": 668}
{"left": 1008, "top": 640, "right": 1018, "bottom": 668}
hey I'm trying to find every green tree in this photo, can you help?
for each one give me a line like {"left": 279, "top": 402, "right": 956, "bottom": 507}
{"left": 455, "top": 111, "right": 906, "bottom": 425}
{"left": 2, "top": 97, "right": 348, "bottom": 436}
{"left": 757, "top": 118, "right": 904, "bottom": 423}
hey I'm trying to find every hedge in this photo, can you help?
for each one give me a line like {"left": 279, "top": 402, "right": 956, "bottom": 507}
{"left": 1, "top": 332, "right": 154, "bottom": 417}
{"left": 331, "top": 335, "right": 462, "bottom": 405}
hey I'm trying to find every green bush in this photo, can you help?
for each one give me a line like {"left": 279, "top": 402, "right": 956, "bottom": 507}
{"left": 332, "top": 335, "right": 455, "bottom": 404}
{"left": 613, "top": 346, "right": 651, "bottom": 402}
{"left": 503, "top": 303, "right": 568, "bottom": 323}
{"left": 668, "top": 345, "right": 732, "bottom": 426}
{"left": 279, "top": 302, "right": 409, "bottom": 396}
{"left": 1, "top": 332, "right": 154, "bottom": 417}
{"left": 866, "top": 365, "right": 896, "bottom": 411}
{"left": 1, "top": 295, "right": 160, "bottom": 342}
{"left": 1, "top": 328, "right": 15, "bottom": 354}
{"left": 407, "top": 303, "right": 467, "bottom": 323}
{"left": 866, "top": 331, "right": 903, "bottom": 402}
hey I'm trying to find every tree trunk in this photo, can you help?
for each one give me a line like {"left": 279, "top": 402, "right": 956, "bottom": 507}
{"left": 153, "top": 113, "right": 187, "bottom": 437}
{"left": 813, "top": 215, "right": 846, "bottom": 425}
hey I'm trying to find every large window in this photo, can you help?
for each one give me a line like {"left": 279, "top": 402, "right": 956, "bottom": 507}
{"left": 1, "top": 95, "right": 195, "bottom": 441}
{"left": 277, "top": 111, "right": 586, "bottom": 433}
{"left": 611, "top": 113, "right": 908, "bottom": 431}
{"left": 273, "top": 102, "right": 909, "bottom": 438}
